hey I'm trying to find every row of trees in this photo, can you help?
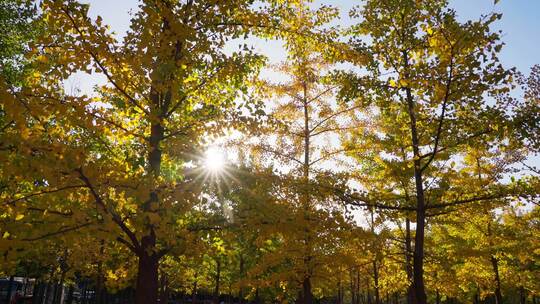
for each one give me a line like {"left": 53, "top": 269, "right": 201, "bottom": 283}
{"left": 0, "top": 0, "right": 539, "bottom": 304}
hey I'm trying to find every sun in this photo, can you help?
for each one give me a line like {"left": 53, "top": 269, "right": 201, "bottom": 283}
{"left": 204, "top": 146, "right": 225, "bottom": 172}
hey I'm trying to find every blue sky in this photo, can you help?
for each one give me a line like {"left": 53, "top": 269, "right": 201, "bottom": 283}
{"left": 82, "top": 0, "right": 540, "bottom": 73}
{"left": 452, "top": 0, "right": 540, "bottom": 73}
{"left": 73, "top": 0, "right": 539, "bottom": 170}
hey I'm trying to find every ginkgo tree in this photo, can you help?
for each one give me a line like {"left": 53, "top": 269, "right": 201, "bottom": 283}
{"left": 335, "top": 0, "right": 517, "bottom": 303}
{"left": 246, "top": 24, "right": 364, "bottom": 301}
{"left": 0, "top": 0, "right": 306, "bottom": 303}
{"left": 423, "top": 142, "right": 523, "bottom": 302}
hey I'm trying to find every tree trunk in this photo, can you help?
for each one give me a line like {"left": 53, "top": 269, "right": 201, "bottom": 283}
{"left": 55, "top": 269, "right": 66, "bottom": 304}
{"left": 373, "top": 260, "right": 380, "bottom": 304}
{"left": 135, "top": 251, "right": 159, "bottom": 304}
{"left": 66, "top": 285, "right": 75, "bottom": 304}
{"left": 44, "top": 282, "right": 53, "bottom": 304}
{"left": 51, "top": 282, "right": 59, "bottom": 304}
{"left": 405, "top": 217, "right": 415, "bottom": 304}
{"left": 96, "top": 242, "right": 105, "bottom": 304}
{"left": 159, "top": 272, "right": 169, "bottom": 304}
{"left": 214, "top": 258, "right": 221, "bottom": 304}
{"left": 227, "top": 283, "right": 232, "bottom": 304}
{"left": 356, "top": 268, "right": 361, "bottom": 304}
{"left": 133, "top": 99, "right": 162, "bottom": 304}
{"left": 366, "top": 274, "right": 372, "bottom": 304}
{"left": 191, "top": 279, "right": 197, "bottom": 304}
{"left": 490, "top": 256, "right": 503, "bottom": 304}
{"left": 81, "top": 282, "right": 87, "bottom": 304}
{"left": 350, "top": 269, "right": 357, "bottom": 304}
{"left": 22, "top": 276, "right": 28, "bottom": 297}
{"left": 412, "top": 203, "right": 427, "bottom": 304}
{"left": 136, "top": 45, "right": 167, "bottom": 301}
{"left": 403, "top": 48, "right": 428, "bottom": 304}
{"left": 337, "top": 277, "right": 343, "bottom": 304}
{"left": 300, "top": 84, "right": 313, "bottom": 304}
{"left": 239, "top": 255, "right": 244, "bottom": 304}
{"left": 520, "top": 286, "right": 526, "bottom": 304}
{"left": 369, "top": 210, "right": 380, "bottom": 304}
{"left": 303, "top": 277, "right": 313, "bottom": 304}
{"left": 31, "top": 280, "right": 41, "bottom": 304}
{"left": 6, "top": 276, "right": 14, "bottom": 304}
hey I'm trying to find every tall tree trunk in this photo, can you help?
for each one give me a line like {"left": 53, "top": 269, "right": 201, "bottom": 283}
{"left": 22, "top": 276, "right": 28, "bottom": 297}
{"left": 477, "top": 159, "right": 503, "bottom": 304}
{"left": 135, "top": 249, "right": 159, "bottom": 304}
{"left": 31, "top": 280, "right": 41, "bottom": 304}
{"left": 411, "top": 168, "right": 427, "bottom": 304}
{"left": 66, "top": 285, "right": 75, "bottom": 304}
{"left": 95, "top": 241, "right": 105, "bottom": 304}
{"left": 239, "top": 255, "right": 244, "bottom": 304}
{"left": 369, "top": 210, "right": 380, "bottom": 304}
{"left": 55, "top": 269, "right": 66, "bottom": 304}
{"left": 44, "top": 281, "right": 53, "bottom": 304}
{"left": 337, "top": 276, "right": 343, "bottom": 304}
{"left": 356, "top": 267, "right": 361, "bottom": 304}
{"left": 403, "top": 49, "right": 427, "bottom": 304}
{"left": 191, "top": 279, "right": 197, "bottom": 304}
{"left": 366, "top": 274, "right": 372, "bottom": 304}
{"left": 159, "top": 272, "right": 169, "bottom": 304}
{"left": 255, "top": 287, "right": 260, "bottom": 304}
{"left": 95, "top": 270, "right": 103, "bottom": 304}
{"left": 5, "top": 276, "right": 14, "bottom": 304}
{"left": 38, "top": 281, "right": 46, "bottom": 304}
{"left": 373, "top": 260, "right": 380, "bottom": 304}
{"left": 302, "top": 278, "right": 313, "bottom": 304}
{"left": 214, "top": 258, "right": 221, "bottom": 304}
{"left": 81, "top": 282, "right": 87, "bottom": 304}
{"left": 134, "top": 77, "right": 165, "bottom": 303}
{"left": 520, "top": 286, "right": 526, "bottom": 304}
{"left": 132, "top": 21, "right": 172, "bottom": 297}
{"left": 405, "top": 217, "right": 415, "bottom": 304}
{"left": 350, "top": 269, "right": 357, "bottom": 304}
{"left": 300, "top": 83, "right": 313, "bottom": 304}
{"left": 227, "top": 283, "right": 232, "bottom": 304}
{"left": 490, "top": 255, "right": 503, "bottom": 304}
{"left": 51, "top": 282, "right": 59, "bottom": 304}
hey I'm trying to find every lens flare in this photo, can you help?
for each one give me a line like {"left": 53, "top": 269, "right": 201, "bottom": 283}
{"left": 205, "top": 147, "right": 225, "bottom": 172}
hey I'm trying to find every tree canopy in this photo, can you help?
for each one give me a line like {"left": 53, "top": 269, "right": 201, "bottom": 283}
{"left": 0, "top": 1, "right": 538, "bottom": 304}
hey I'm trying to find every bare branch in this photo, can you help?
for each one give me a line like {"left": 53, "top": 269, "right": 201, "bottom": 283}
{"left": 421, "top": 56, "right": 454, "bottom": 172}
{"left": 22, "top": 221, "right": 94, "bottom": 242}
{"left": 310, "top": 104, "right": 363, "bottom": 134}
{"left": 255, "top": 144, "right": 303, "bottom": 165}
{"left": 311, "top": 126, "right": 355, "bottom": 137}
{"left": 76, "top": 168, "right": 141, "bottom": 254}
{"left": 4, "top": 184, "right": 87, "bottom": 206}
